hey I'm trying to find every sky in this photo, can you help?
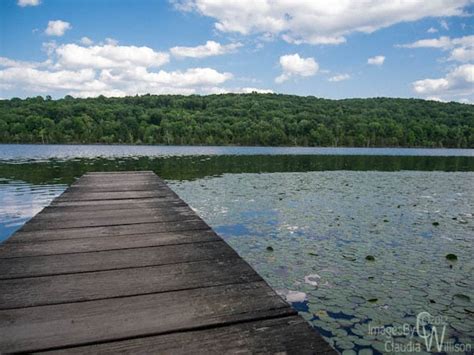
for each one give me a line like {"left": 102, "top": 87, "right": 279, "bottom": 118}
{"left": 0, "top": 0, "right": 473, "bottom": 102}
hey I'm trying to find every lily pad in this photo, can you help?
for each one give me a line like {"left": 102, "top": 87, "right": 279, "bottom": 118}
{"left": 450, "top": 321, "right": 472, "bottom": 332}
{"left": 453, "top": 293, "right": 471, "bottom": 306}
{"left": 336, "top": 340, "right": 355, "bottom": 350}
{"left": 343, "top": 254, "right": 357, "bottom": 261}
{"left": 445, "top": 253, "right": 458, "bottom": 261}
{"left": 372, "top": 341, "right": 388, "bottom": 353}
{"left": 355, "top": 338, "right": 372, "bottom": 347}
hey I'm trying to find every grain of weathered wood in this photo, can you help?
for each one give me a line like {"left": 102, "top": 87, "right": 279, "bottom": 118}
{"left": 0, "top": 282, "right": 294, "bottom": 353}
{"left": 21, "top": 212, "right": 199, "bottom": 231}
{"left": 69, "top": 175, "right": 167, "bottom": 185}
{"left": 0, "top": 230, "right": 219, "bottom": 258}
{"left": 50, "top": 196, "right": 183, "bottom": 207}
{"left": 33, "top": 205, "right": 194, "bottom": 220}
{"left": 42, "top": 200, "right": 188, "bottom": 213}
{"left": 0, "top": 171, "right": 335, "bottom": 354}
{"left": 56, "top": 190, "right": 177, "bottom": 202}
{"left": 72, "top": 174, "right": 167, "bottom": 180}
{"left": 0, "top": 258, "right": 261, "bottom": 309}
{"left": 86, "top": 171, "right": 155, "bottom": 174}
{"left": 74, "top": 171, "right": 159, "bottom": 176}
{"left": 0, "top": 241, "right": 237, "bottom": 279}
{"left": 9, "top": 219, "right": 210, "bottom": 243}
{"left": 38, "top": 316, "right": 335, "bottom": 355}
{"left": 67, "top": 183, "right": 167, "bottom": 192}
{"left": 78, "top": 175, "right": 157, "bottom": 181}
{"left": 69, "top": 179, "right": 165, "bottom": 187}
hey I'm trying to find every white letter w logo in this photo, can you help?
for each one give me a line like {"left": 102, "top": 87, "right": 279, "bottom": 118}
{"left": 416, "top": 311, "right": 446, "bottom": 352}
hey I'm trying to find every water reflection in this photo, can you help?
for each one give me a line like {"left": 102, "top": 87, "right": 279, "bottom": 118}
{"left": 0, "top": 179, "right": 66, "bottom": 241}
{"left": 1, "top": 154, "right": 473, "bottom": 186}
{"left": 1, "top": 144, "right": 473, "bottom": 161}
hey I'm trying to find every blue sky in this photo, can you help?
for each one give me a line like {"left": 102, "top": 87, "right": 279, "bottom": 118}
{"left": 0, "top": 0, "right": 473, "bottom": 102}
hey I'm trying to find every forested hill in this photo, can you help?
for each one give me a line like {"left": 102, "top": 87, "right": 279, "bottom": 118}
{"left": 0, "top": 94, "right": 473, "bottom": 148}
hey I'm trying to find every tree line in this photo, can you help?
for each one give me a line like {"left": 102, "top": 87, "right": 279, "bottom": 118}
{"left": 0, "top": 93, "right": 472, "bottom": 147}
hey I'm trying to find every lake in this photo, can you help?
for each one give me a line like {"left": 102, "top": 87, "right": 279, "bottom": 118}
{"left": 1, "top": 144, "right": 473, "bottom": 354}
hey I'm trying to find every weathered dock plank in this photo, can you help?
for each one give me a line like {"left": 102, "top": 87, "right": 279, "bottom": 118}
{"left": 0, "top": 171, "right": 335, "bottom": 354}
{"left": 0, "top": 230, "right": 219, "bottom": 258}
{"left": 0, "top": 241, "right": 238, "bottom": 279}
{"left": 1, "top": 282, "right": 294, "bottom": 353}
{"left": 0, "top": 258, "right": 261, "bottom": 309}
{"left": 39, "top": 317, "right": 334, "bottom": 355}
{"left": 21, "top": 212, "right": 199, "bottom": 231}
{"left": 8, "top": 219, "right": 210, "bottom": 243}
{"left": 35, "top": 205, "right": 192, "bottom": 218}
{"left": 49, "top": 197, "right": 186, "bottom": 207}
{"left": 39, "top": 200, "right": 189, "bottom": 213}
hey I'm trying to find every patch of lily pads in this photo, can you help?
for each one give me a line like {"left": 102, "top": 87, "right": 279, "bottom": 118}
{"left": 169, "top": 171, "right": 474, "bottom": 353}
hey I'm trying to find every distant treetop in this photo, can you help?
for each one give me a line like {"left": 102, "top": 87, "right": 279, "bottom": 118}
{"left": 0, "top": 94, "right": 472, "bottom": 148}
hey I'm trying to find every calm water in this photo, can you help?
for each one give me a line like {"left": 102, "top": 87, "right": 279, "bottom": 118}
{"left": 1, "top": 144, "right": 473, "bottom": 161}
{"left": 1, "top": 144, "right": 473, "bottom": 354}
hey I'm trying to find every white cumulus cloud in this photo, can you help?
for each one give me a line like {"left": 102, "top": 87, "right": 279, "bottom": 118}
{"left": 173, "top": 0, "right": 471, "bottom": 45}
{"left": 412, "top": 64, "right": 474, "bottom": 99}
{"left": 239, "top": 87, "right": 274, "bottom": 93}
{"left": 398, "top": 35, "right": 474, "bottom": 63}
{"left": 104, "top": 38, "right": 119, "bottom": 46}
{"left": 440, "top": 19, "right": 449, "bottom": 30}
{"left": 174, "top": 86, "right": 274, "bottom": 94}
{"left": 399, "top": 36, "right": 453, "bottom": 49}
{"left": 426, "top": 96, "right": 445, "bottom": 102}
{"left": 403, "top": 34, "right": 473, "bottom": 101}
{"left": 0, "top": 57, "right": 48, "bottom": 69}
{"left": 449, "top": 46, "right": 474, "bottom": 62}
{"left": 100, "top": 67, "right": 232, "bottom": 88}
{"left": 368, "top": 55, "right": 385, "bottom": 66}
{"left": 398, "top": 36, "right": 474, "bottom": 50}
{"left": 275, "top": 53, "right": 318, "bottom": 83}
{"left": 55, "top": 43, "right": 170, "bottom": 69}
{"left": 0, "top": 40, "right": 234, "bottom": 98}
{"left": 80, "top": 67, "right": 233, "bottom": 97}
{"left": 17, "top": 0, "right": 40, "bottom": 7}
{"left": 170, "top": 40, "right": 242, "bottom": 58}
{"left": 45, "top": 20, "right": 71, "bottom": 37}
{"left": 80, "top": 37, "right": 94, "bottom": 46}
{"left": 0, "top": 67, "right": 97, "bottom": 92}
{"left": 328, "top": 73, "right": 350, "bottom": 82}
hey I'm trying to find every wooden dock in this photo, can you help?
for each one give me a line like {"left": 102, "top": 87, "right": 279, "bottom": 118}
{"left": 0, "top": 171, "right": 335, "bottom": 354}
